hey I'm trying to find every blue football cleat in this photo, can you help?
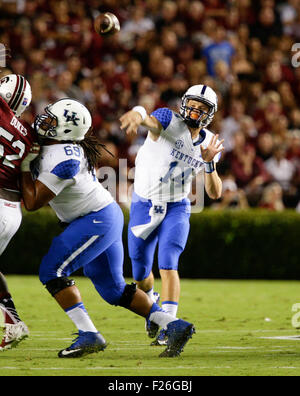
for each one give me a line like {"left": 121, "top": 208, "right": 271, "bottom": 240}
{"left": 159, "top": 319, "right": 195, "bottom": 357}
{"left": 58, "top": 330, "right": 107, "bottom": 358}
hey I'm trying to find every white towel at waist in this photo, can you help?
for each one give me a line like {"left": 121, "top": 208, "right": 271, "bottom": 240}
{"left": 131, "top": 201, "right": 167, "bottom": 240}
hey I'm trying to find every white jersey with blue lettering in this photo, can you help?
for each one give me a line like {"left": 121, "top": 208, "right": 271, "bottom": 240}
{"left": 134, "top": 108, "right": 221, "bottom": 202}
{"left": 32, "top": 143, "right": 114, "bottom": 223}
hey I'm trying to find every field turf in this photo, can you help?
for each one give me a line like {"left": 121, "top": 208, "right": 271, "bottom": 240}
{"left": 1, "top": 275, "right": 300, "bottom": 377}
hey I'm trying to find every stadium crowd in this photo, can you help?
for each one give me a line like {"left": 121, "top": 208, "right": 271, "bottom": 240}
{"left": 1, "top": 0, "right": 300, "bottom": 210}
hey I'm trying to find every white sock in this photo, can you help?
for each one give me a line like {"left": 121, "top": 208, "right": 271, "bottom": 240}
{"left": 146, "top": 288, "right": 156, "bottom": 303}
{"left": 162, "top": 302, "right": 178, "bottom": 318}
{"left": 65, "top": 302, "right": 98, "bottom": 333}
{"left": 149, "top": 309, "right": 178, "bottom": 329}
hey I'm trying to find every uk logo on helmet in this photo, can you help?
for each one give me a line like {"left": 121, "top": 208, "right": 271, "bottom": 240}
{"left": 64, "top": 109, "right": 80, "bottom": 126}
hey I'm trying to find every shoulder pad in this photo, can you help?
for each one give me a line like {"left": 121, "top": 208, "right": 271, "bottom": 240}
{"left": 51, "top": 159, "right": 80, "bottom": 180}
{"left": 151, "top": 108, "right": 173, "bottom": 130}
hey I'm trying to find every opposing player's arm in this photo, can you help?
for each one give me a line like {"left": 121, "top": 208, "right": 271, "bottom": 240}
{"left": 120, "top": 106, "right": 162, "bottom": 136}
{"left": 20, "top": 173, "right": 56, "bottom": 211}
{"left": 20, "top": 143, "right": 55, "bottom": 211}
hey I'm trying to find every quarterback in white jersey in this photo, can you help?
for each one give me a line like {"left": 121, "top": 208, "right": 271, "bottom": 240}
{"left": 20, "top": 98, "right": 195, "bottom": 358}
{"left": 120, "top": 84, "right": 224, "bottom": 345}
{"left": 134, "top": 109, "right": 222, "bottom": 203}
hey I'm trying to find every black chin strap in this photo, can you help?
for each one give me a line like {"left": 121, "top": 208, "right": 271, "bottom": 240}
{"left": 185, "top": 116, "right": 201, "bottom": 129}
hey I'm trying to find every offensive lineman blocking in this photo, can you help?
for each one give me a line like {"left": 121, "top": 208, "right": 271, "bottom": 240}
{"left": 120, "top": 84, "right": 224, "bottom": 344}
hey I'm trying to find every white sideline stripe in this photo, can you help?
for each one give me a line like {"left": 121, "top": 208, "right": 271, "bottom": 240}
{"left": 259, "top": 335, "right": 300, "bottom": 340}
{"left": 216, "top": 346, "right": 260, "bottom": 350}
{"left": 57, "top": 235, "right": 99, "bottom": 276}
{"left": 272, "top": 367, "right": 298, "bottom": 369}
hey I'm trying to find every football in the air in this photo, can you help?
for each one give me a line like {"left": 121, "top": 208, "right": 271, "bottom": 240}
{"left": 94, "top": 12, "right": 120, "bottom": 36}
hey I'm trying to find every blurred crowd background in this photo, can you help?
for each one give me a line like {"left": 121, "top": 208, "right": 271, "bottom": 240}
{"left": 1, "top": 0, "right": 300, "bottom": 210}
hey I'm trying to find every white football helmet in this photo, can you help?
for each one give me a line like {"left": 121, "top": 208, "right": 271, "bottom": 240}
{"left": 180, "top": 84, "right": 218, "bottom": 128}
{"left": 35, "top": 98, "right": 92, "bottom": 141}
{"left": 0, "top": 74, "right": 32, "bottom": 117}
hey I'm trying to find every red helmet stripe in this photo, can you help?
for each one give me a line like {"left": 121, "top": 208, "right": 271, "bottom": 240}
{"left": 13, "top": 76, "right": 26, "bottom": 113}
{"left": 8, "top": 74, "right": 20, "bottom": 107}
{"left": 10, "top": 75, "right": 25, "bottom": 112}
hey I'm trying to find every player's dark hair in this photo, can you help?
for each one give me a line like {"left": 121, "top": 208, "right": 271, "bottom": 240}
{"left": 78, "top": 128, "right": 114, "bottom": 173}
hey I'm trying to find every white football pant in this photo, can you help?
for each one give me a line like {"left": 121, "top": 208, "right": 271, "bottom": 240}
{"left": 0, "top": 199, "right": 22, "bottom": 256}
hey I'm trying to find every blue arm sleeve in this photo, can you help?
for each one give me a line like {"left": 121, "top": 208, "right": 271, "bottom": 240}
{"left": 51, "top": 159, "right": 80, "bottom": 180}
{"left": 151, "top": 108, "right": 173, "bottom": 130}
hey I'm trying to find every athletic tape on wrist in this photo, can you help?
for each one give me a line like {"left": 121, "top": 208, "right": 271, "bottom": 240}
{"left": 204, "top": 161, "right": 215, "bottom": 173}
{"left": 132, "top": 106, "right": 147, "bottom": 121}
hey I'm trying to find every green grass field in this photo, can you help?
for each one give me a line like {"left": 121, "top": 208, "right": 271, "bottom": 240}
{"left": 1, "top": 275, "right": 300, "bottom": 376}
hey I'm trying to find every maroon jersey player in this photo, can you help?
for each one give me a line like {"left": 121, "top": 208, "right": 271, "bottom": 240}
{"left": 0, "top": 93, "right": 36, "bottom": 191}
{"left": 0, "top": 74, "right": 36, "bottom": 351}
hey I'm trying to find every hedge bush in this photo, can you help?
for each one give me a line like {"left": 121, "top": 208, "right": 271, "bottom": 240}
{"left": 183, "top": 209, "right": 300, "bottom": 279}
{"left": 2, "top": 207, "right": 300, "bottom": 279}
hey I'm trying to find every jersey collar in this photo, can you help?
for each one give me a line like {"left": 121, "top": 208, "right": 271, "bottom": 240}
{"left": 192, "top": 129, "right": 206, "bottom": 146}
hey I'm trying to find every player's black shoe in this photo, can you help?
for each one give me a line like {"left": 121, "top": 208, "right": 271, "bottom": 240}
{"left": 146, "top": 319, "right": 160, "bottom": 339}
{"left": 150, "top": 328, "right": 167, "bottom": 346}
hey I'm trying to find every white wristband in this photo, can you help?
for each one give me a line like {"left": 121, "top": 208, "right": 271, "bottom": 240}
{"left": 21, "top": 157, "right": 33, "bottom": 172}
{"left": 132, "top": 106, "right": 147, "bottom": 121}
{"left": 204, "top": 161, "right": 215, "bottom": 173}
{"left": 21, "top": 152, "right": 39, "bottom": 172}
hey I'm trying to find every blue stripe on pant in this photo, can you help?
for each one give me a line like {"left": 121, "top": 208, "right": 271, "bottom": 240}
{"left": 39, "top": 201, "right": 126, "bottom": 306}
{"left": 128, "top": 193, "right": 191, "bottom": 281}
